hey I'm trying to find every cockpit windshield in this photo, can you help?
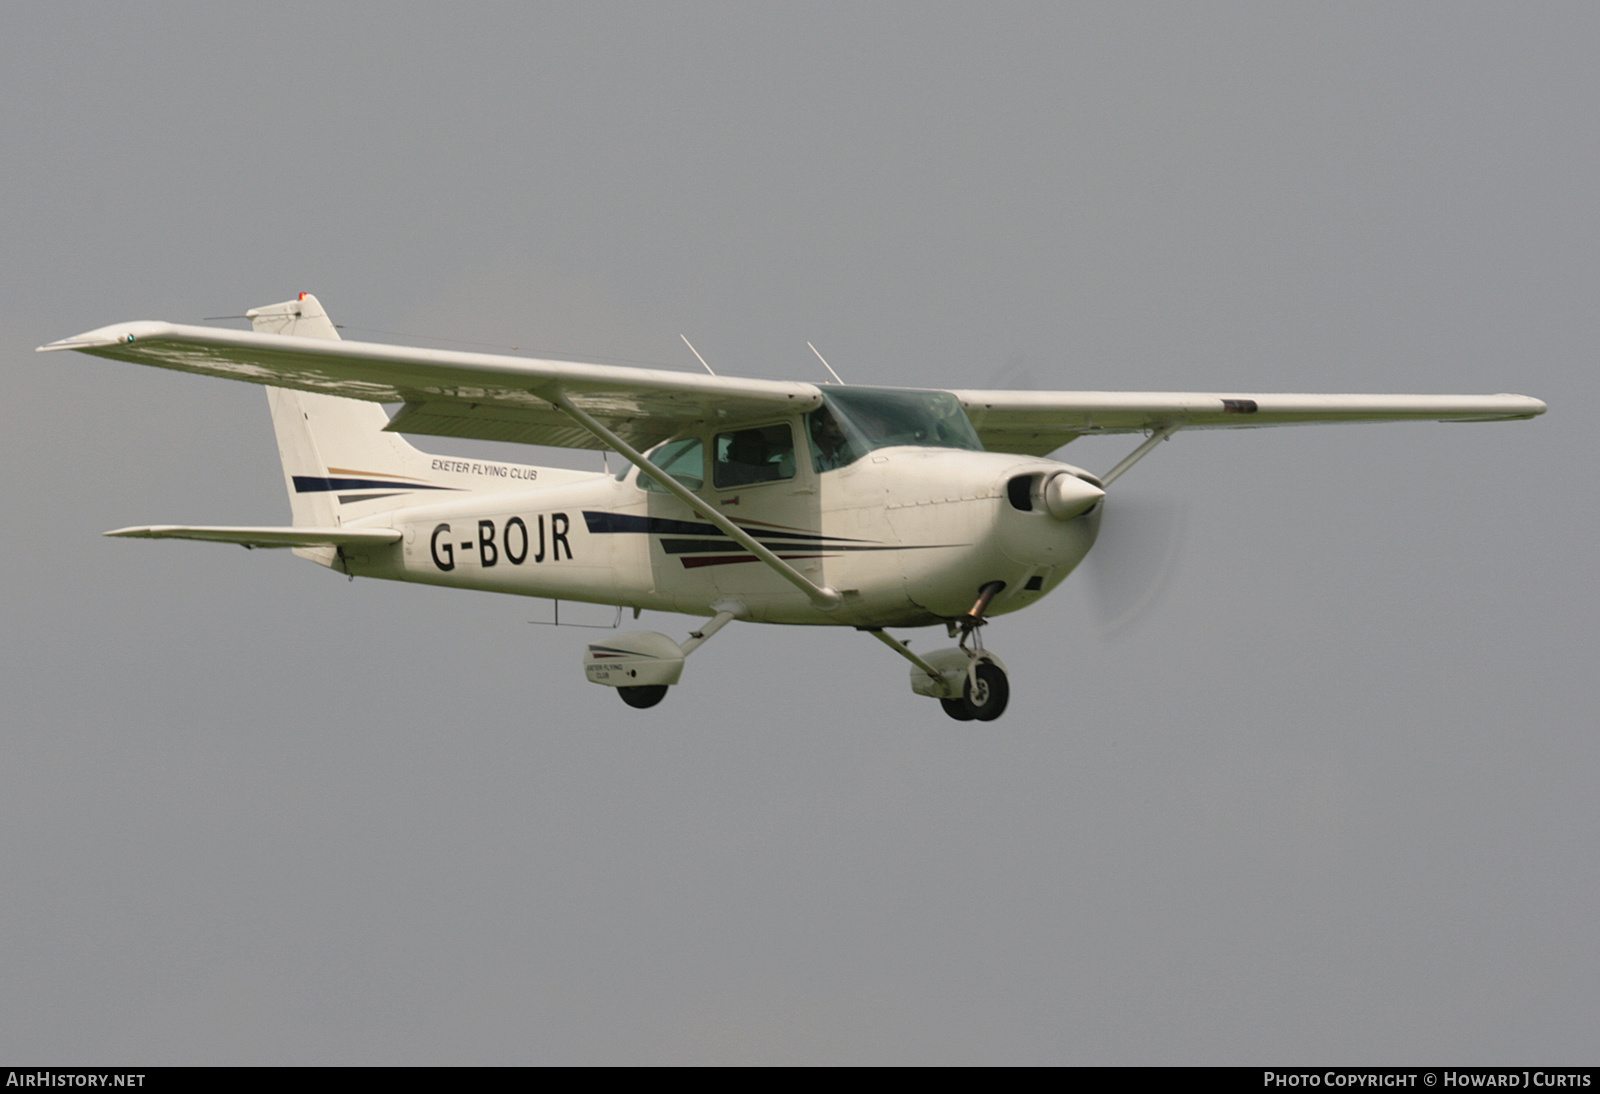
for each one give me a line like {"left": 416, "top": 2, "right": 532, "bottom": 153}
{"left": 806, "top": 387, "right": 983, "bottom": 472}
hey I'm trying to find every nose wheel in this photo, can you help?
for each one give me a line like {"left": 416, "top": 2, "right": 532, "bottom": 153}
{"left": 940, "top": 659, "right": 1009, "bottom": 721}
{"left": 938, "top": 658, "right": 1009, "bottom": 721}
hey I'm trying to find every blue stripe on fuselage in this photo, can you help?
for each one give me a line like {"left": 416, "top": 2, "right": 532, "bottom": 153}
{"left": 293, "top": 476, "right": 458, "bottom": 494}
{"left": 581, "top": 510, "right": 868, "bottom": 545}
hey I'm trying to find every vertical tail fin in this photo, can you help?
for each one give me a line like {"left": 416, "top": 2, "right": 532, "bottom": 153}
{"left": 249, "top": 294, "right": 449, "bottom": 565}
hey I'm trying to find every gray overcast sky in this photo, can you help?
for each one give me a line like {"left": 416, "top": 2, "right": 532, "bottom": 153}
{"left": 3, "top": 2, "right": 1595, "bottom": 1064}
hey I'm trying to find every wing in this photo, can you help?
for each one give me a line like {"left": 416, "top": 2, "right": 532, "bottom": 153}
{"left": 40, "top": 321, "right": 823, "bottom": 451}
{"left": 951, "top": 390, "right": 1547, "bottom": 456}
{"left": 40, "top": 319, "right": 1544, "bottom": 457}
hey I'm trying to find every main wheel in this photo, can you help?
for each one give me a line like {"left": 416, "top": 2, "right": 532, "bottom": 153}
{"left": 940, "top": 696, "right": 975, "bottom": 721}
{"left": 618, "top": 685, "right": 668, "bottom": 709}
{"left": 964, "top": 661, "right": 1009, "bottom": 722}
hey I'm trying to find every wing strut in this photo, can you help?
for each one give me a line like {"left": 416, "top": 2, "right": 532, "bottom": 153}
{"left": 1101, "top": 424, "right": 1182, "bottom": 486}
{"left": 548, "top": 391, "right": 843, "bottom": 610}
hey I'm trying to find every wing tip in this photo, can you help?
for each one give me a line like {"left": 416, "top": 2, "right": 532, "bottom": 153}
{"left": 38, "top": 320, "right": 180, "bottom": 354}
{"left": 39, "top": 336, "right": 120, "bottom": 353}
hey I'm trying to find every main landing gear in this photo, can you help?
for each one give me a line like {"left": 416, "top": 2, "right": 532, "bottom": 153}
{"left": 867, "top": 580, "right": 1012, "bottom": 722}
{"left": 582, "top": 606, "right": 741, "bottom": 710}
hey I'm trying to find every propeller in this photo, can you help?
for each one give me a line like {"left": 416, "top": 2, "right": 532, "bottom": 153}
{"left": 979, "top": 352, "right": 1187, "bottom": 637}
{"left": 1079, "top": 483, "right": 1190, "bottom": 640}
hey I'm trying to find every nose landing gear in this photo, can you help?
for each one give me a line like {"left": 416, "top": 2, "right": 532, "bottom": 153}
{"left": 942, "top": 581, "right": 1010, "bottom": 721}
{"left": 865, "top": 580, "right": 1012, "bottom": 722}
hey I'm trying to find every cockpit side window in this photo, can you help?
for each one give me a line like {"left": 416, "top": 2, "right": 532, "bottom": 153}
{"left": 807, "top": 405, "right": 861, "bottom": 473}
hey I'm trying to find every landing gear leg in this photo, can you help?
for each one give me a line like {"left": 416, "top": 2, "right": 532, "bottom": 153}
{"left": 946, "top": 580, "right": 1010, "bottom": 721}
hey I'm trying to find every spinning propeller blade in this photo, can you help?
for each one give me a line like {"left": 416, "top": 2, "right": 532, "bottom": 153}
{"left": 1081, "top": 486, "right": 1189, "bottom": 638}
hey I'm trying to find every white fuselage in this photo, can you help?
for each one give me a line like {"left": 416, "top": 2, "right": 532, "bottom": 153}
{"left": 337, "top": 434, "right": 1101, "bottom": 628}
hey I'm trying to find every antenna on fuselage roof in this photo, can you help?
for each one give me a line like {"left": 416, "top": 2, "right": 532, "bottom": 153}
{"left": 808, "top": 342, "right": 846, "bottom": 385}
{"left": 680, "top": 334, "right": 716, "bottom": 376}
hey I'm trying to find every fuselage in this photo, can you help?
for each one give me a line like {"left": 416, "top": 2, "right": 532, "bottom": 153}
{"left": 338, "top": 424, "right": 1102, "bottom": 628}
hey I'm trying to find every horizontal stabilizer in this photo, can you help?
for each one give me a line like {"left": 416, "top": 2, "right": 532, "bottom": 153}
{"left": 105, "top": 525, "right": 401, "bottom": 549}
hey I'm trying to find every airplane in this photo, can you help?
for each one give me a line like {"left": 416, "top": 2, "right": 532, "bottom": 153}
{"left": 39, "top": 293, "right": 1545, "bottom": 721}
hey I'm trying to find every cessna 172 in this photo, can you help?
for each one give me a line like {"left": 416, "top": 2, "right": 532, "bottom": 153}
{"left": 41, "top": 294, "right": 1545, "bottom": 720}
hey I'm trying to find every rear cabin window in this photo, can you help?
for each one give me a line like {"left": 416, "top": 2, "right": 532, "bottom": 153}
{"left": 714, "top": 423, "right": 796, "bottom": 488}
{"left": 639, "top": 437, "right": 704, "bottom": 492}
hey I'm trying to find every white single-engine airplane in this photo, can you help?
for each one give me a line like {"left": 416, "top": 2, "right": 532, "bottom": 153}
{"left": 42, "top": 294, "right": 1545, "bottom": 720}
